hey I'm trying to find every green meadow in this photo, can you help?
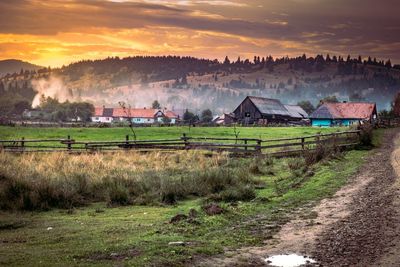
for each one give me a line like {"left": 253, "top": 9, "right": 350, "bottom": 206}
{"left": 0, "top": 125, "right": 340, "bottom": 141}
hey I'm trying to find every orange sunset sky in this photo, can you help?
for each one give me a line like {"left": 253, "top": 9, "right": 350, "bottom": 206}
{"left": 1, "top": 0, "right": 399, "bottom": 67}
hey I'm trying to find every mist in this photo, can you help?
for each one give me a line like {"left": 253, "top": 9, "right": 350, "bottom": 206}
{"left": 31, "top": 76, "right": 74, "bottom": 108}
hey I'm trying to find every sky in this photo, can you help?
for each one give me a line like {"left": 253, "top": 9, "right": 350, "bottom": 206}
{"left": 0, "top": 0, "right": 399, "bottom": 67}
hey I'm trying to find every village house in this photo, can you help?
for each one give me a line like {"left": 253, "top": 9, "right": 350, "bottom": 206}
{"left": 309, "top": 102, "right": 377, "bottom": 127}
{"left": 91, "top": 107, "right": 178, "bottom": 124}
{"left": 91, "top": 107, "right": 114, "bottom": 123}
{"left": 212, "top": 113, "right": 236, "bottom": 125}
{"left": 232, "top": 96, "right": 308, "bottom": 124}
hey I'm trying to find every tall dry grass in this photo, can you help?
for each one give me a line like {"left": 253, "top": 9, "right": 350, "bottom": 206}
{"left": 0, "top": 151, "right": 258, "bottom": 210}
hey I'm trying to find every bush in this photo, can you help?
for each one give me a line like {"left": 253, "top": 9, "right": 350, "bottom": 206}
{"left": 358, "top": 123, "right": 374, "bottom": 147}
{"left": 218, "top": 185, "right": 256, "bottom": 202}
{"left": 108, "top": 182, "right": 130, "bottom": 205}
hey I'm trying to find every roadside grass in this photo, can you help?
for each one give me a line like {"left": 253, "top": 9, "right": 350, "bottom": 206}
{"left": 0, "top": 127, "right": 380, "bottom": 266}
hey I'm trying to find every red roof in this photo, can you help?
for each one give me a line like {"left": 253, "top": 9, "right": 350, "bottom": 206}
{"left": 113, "top": 108, "right": 159, "bottom": 118}
{"left": 93, "top": 107, "right": 179, "bottom": 119}
{"left": 311, "top": 102, "right": 376, "bottom": 120}
{"left": 165, "top": 110, "right": 178, "bottom": 118}
{"left": 93, "top": 107, "right": 104, "bottom": 116}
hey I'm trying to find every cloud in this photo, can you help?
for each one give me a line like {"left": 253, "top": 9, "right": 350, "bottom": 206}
{"left": 0, "top": 0, "right": 399, "bottom": 65}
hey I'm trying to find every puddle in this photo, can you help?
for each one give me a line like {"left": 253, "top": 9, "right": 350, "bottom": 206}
{"left": 265, "top": 254, "right": 316, "bottom": 267}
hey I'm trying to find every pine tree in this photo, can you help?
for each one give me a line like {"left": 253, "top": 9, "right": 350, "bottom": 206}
{"left": 223, "top": 56, "right": 230, "bottom": 65}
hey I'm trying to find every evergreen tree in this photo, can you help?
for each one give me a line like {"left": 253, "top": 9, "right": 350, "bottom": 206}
{"left": 297, "top": 100, "right": 315, "bottom": 114}
{"left": 201, "top": 109, "right": 213, "bottom": 122}
{"left": 223, "top": 56, "right": 230, "bottom": 65}
{"left": 152, "top": 100, "right": 161, "bottom": 109}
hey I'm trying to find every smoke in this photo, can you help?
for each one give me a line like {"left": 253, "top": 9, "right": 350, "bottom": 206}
{"left": 31, "top": 76, "right": 73, "bottom": 108}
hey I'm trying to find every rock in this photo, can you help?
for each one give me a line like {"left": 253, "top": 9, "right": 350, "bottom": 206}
{"left": 203, "top": 203, "right": 224, "bottom": 216}
{"left": 169, "top": 213, "right": 187, "bottom": 224}
{"left": 168, "top": 241, "right": 186, "bottom": 246}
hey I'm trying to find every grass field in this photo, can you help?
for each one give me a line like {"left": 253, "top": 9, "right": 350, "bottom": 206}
{"left": 0, "top": 150, "right": 368, "bottom": 266}
{"left": 0, "top": 126, "right": 374, "bottom": 267}
{"left": 0, "top": 126, "right": 342, "bottom": 141}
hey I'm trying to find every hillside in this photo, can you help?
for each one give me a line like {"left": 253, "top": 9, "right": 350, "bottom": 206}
{"left": 0, "top": 59, "right": 43, "bottom": 77}
{"left": 1, "top": 55, "right": 400, "bottom": 116}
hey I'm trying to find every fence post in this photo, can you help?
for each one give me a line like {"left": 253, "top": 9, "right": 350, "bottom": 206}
{"left": 315, "top": 134, "right": 320, "bottom": 148}
{"left": 256, "top": 139, "right": 261, "bottom": 155}
{"left": 67, "top": 135, "right": 71, "bottom": 151}
{"left": 301, "top": 137, "right": 305, "bottom": 150}
{"left": 244, "top": 139, "right": 248, "bottom": 151}
{"left": 125, "top": 134, "right": 129, "bottom": 148}
{"left": 21, "top": 137, "right": 25, "bottom": 151}
{"left": 182, "top": 133, "right": 189, "bottom": 150}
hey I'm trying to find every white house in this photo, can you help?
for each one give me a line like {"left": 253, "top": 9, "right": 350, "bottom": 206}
{"left": 91, "top": 107, "right": 114, "bottom": 123}
{"left": 91, "top": 107, "right": 178, "bottom": 124}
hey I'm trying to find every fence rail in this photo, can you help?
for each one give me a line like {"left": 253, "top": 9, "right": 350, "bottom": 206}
{"left": 0, "top": 130, "right": 361, "bottom": 157}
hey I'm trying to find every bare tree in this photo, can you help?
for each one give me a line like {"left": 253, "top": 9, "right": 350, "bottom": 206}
{"left": 118, "top": 101, "right": 136, "bottom": 140}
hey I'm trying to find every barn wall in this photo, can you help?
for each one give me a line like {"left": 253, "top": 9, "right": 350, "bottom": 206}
{"left": 233, "top": 98, "right": 262, "bottom": 124}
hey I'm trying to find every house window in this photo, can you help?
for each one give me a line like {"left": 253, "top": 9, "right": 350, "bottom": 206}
{"left": 147, "top": 119, "right": 150, "bottom": 121}
{"left": 95, "top": 117, "right": 99, "bottom": 120}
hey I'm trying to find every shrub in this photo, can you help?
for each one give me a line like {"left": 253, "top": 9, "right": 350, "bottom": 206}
{"left": 108, "top": 182, "right": 130, "bottom": 205}
{"left": 358, "top": 122, "right": 374, "bottom": 147}
{"left": 0, "top": 151, "right": 259, "bottom": 210}
{"left": 218, "top": 185, "right": 256, "bottom": 202}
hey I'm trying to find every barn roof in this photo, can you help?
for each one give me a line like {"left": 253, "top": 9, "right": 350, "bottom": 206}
{"left": 247, "top": 96, "right": 290, "bottom": 116}
{"left": 310, "top": 102, "right": 376, "bottom": 120}
{"left": 284, "top": 105, "right": 308, "bottom": 119}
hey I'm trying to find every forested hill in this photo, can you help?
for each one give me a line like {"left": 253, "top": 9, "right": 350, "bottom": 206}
{"left": 1, "top": 54, "right": 400, "bottom": 116}
{"left": 0, "top": 59, "right": 43, "bottom": 77}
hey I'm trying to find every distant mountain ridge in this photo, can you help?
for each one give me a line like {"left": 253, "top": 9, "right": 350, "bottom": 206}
{"left": 0, "top": 59, "right": 43, "bottom": 77}
{"left": 1, "top": 55, "right": 400, "bottom": 116}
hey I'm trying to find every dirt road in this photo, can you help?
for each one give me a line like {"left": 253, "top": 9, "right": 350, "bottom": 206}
{"left": 312, "top": 129, "right": 400, "bottom": 266}
{"left": 197, "top": 129, "right": 400, "bottom": 266}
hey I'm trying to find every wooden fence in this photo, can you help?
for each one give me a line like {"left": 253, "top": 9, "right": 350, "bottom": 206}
{"left": 378, "top": 118, "right": 400, "bottom": 128}
{"left": 0, "top": 130, "right": 361, "bottom": 157}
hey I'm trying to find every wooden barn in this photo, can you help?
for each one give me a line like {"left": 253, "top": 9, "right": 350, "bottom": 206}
{"left": 309, "top": 102, "right": 377, "bottom": 127}
{"left": 232, "top": 96, "right": 307, "bottom": 124}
